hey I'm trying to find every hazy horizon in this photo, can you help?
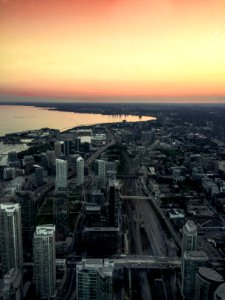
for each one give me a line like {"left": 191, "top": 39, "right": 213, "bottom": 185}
{"left": 1, "top": 94, "right": 225, "bottom": 105}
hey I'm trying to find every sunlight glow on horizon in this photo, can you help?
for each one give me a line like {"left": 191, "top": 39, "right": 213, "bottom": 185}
{"left": 0, "top": 0, "right": 225, "bottom": 101}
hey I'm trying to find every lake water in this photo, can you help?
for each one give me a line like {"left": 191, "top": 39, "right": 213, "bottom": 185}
{"left": 0, "top": 105, "right": 154, "bottom": 136}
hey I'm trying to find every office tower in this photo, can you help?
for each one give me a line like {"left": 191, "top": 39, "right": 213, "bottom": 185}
{"left": 74, "top": 137, "right": 81, "bottom": 152}
{"left": 195, "top": 267, "right": 224, "bottom": 300}
{"left": 77, "top": 156, "right": 84, "bottom": 185}
{"left": 35, "top": 165, "right": 44, "bottom": 187}
{"left": 76, "top": 259, "right": 114, "bottom": 300}
{"left": 82, "top": 227, "right": 119, "bottom": 256}
{"left": 33, "top": 225, "right": 56, "bottom": 299}
{"left": 54, "top": 192, "right": 69, "bottom": 236}
{"left": 14, "top": 191, "right": 36, "bottom": 258}
{"left": 8, "top": 151, "right": 17, "bottom": 163}
{"left": 182, "top": 220, "right": 198, "bottom": 255}
{"left": 214, "top": 283, "right": 225, "bottom": 300}
{"left": 96, "top": 160, "right": 106, "bottom": 186}
{"left": 54, "top": 141, "right": 63, "bottom": 159}
{"left": 0, "top": 204, "right": 23, "bottom": 275}
{"left": 109, "top": 181, "right": 116, "bottom": 226}
{"left": 63, "top": 140, "right": 72, "bottom": 157}
{"left": 182, "top": 251, "right": 208, "bottom": 300}
{"left": 55, "top": 159, "right": 67, "bottom": 191}
{"left": 0, "top": 268, "right": 23, "bottom": 300}
{"left": 7, "top": 151, "right": 19, "bottom": 167}
{"left": 46, "top": 150, "right": 55, "bottom": 168}
{"left": 3, "top": 167, "right": 16, "bottom": 180}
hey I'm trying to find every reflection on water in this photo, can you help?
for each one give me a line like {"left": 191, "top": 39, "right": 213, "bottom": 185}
{"left": 0, "top": 105, "right": 155, "bottom": 136}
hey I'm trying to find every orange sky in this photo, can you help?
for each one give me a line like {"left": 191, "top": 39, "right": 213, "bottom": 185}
{"left": 0, "top": 0, "right": 225, "bottom": 100}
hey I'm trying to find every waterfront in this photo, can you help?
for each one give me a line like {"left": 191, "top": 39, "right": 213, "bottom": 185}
{"left": 0, "top": 105, "right": 154, "bottom": 137}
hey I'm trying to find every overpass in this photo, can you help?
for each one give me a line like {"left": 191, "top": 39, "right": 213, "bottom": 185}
{"left": 120, "top": 195, "right": 151, "bottom": 201}
{"left": 66, "top": 255, "right": 181, "bottom": 270}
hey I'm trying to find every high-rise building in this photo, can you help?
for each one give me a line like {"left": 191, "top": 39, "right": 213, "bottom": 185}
{"left": 182, "top": 220, "right": 198, "bottom": 255}
{"left": 214, "top": 283, "right": 225, "bottom": 300}
{"left": 77, "top": 157, "right": 84, "bottom": 186}
{"left": 63, "top": 140, "right": 72, "bottom": 157}
{"left": 182, "top": 251, "right": 208, "bottom": 300}
{"left": 15, "top": 191, "right": 36, "bottom": 258}
{"left": 54, "top": 141, "right": 63, "bottom": 159}
{"left": 96, "top": 160, "right": 106, "bottom": 186}
{"left": 0, "top": 268, "right": 23, "bottom": 300}
{"left": 108, "top": 181, "right": 116, "bottom": 226}
{"left": 33, "top": 225, "right": 56, "bottom": 299}
{"left": 0, "top": 204, "right": 23, "bottom": 275}
{"left": 76, "top": 259, "right": 114, "bottom": 300}
{"left": 54, "top": 192, "right": 69, "bottom": 236}
{"left": 7, "top": 151, "right": 19, "bottom": 167}
{"left": 35, "top": 165, "right": 44, "bottom": 187}
{"left": 55, "top": 159, "right": 67, "bottom": 191}
{"left": 46, "top": 150, "right": 55, "bottom": 168}
{"left": 74, "top": 137, "right": 81, "bottom": 152}
{"left": 8, "top": 151, "right": 17, "bottom": 163}
{"left": 195, "top": 267, "right": 224, "bottom": 300}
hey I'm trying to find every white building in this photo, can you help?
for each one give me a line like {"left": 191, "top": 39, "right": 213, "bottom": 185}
{"left": 33, "top": 225, "right": 56, "bottom": 299}
{"left": 55, "top": 159, "right": 67, "bottom": 191}
{"left": 77, "top": 157, "right": 84, "bottom": 185}
{"left": 0, "top": 204, "right": 23, "bottom": 275}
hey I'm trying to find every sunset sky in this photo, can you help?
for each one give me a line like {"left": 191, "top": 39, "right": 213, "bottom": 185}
{"left": 0, "top": 0, "right": 225, "bottom": 102}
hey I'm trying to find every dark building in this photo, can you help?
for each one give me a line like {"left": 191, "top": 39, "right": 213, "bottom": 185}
{"left": 53, "top": 192, "right": 69, "bottom": 237}
{"left": 82, "top": 227, "right": 119, "bottom": 256}
{"left": 7, "top": 151, "right": 19, "bottom": 168}
{"left": 0, "top": 268, "right": 23, "bottom": 300}
{"left": 63, "top": 140, "right": 72, "bottom": 157}
{"left": 74, "top": 137, "right": 81, "bottom": 152}
{"left": 195, "top": 267, "right": 224, "bottom": 300}
{"left": 14, "top": 191, "right": 36, "bottom": 259}
{"left": 108, "top": 182, "right": 116, "bottom": 227}
{"left": 34, "top": 165, "right": 44, "bottom": 187}
{"left": 108, "top": 181, "right": 119, "bottom": 227}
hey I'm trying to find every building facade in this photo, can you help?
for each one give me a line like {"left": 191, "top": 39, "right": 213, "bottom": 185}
{"left": 77, "top": 157, "right": 84, "bottom": 186}
{"left": 182, "top": 251, "right": 208, "bottom": 300}
{"left": 55, "top": 159, "right": 67, "bottom": 191}
{"left": 0, "top": 204, "right": 23, "bottom": 275}
{"left": 76, "top": 259, "right": 114, "bottom": 300}
{"left": 33, "top": 225, "right": 56, "bottom": 299}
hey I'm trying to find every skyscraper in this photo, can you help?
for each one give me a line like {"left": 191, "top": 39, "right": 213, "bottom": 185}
{"left": 54, "top": 141, "right": 63, "bottom": 159}
{"left": 33, "top": 225, "right": 56, "bottom": 299}
{"left": 55, "top": 159, "right": 67, "bottom": 191}
{"left": 108, "top": 180, "right": 116, "bottom": 226}
{"left": 54, "top": 192, "right": 69, "bottom": 236}
{"left": 76, "top": 259, "right": 114, "bottom": 300}
{"left": 96, "top": 159, "right": 106, "bottom": 187}
{"left": 35, "top": 165, "right": 44, "bottom": 187}
{"left": 15, "top": 191, "right": 36, "bottom": 258}
{"left": 77, "top": 156, "right": 84, "bottom": 186}
{"left": 0, "top": 204, "right": 23, "bottom": 275}
{"left": 182, "top": 251, "right": 208, "bottom": 300}
{"left": 195, "top": 267, "right": 224, "bottom": 300}
{"left": 182, "top": 220, "right": 198, "bottom": 255}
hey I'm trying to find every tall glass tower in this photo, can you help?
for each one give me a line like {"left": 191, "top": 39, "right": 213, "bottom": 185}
{"left": 55, "top": 159, "right": 68, "bottom": 191}
{"left": 33, "top": 225, "right": 56, "bottom": 299}
{"left": 0, "top": 203, "right": 23, "bottom": 275}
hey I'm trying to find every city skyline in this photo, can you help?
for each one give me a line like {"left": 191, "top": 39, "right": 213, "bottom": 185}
{"left": 0, "top": 0, "right": 225, "bottom": 102}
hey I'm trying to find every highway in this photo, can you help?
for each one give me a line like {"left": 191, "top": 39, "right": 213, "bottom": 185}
{"left": 120, "top": 138, "right": 178, "bottom": 299}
